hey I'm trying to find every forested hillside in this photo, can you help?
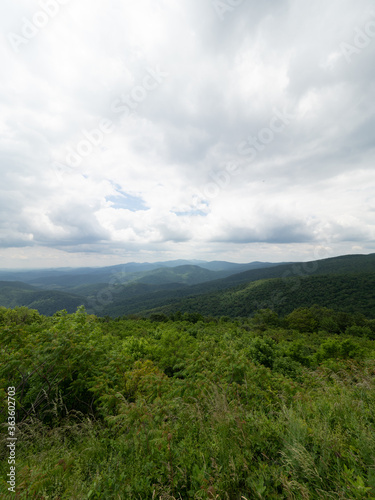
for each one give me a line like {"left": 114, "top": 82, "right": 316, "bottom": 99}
{"left": 85, "top": 254, "right": 375, "bottom": 318}
{"left": 146, "top": 272, "right": 375, "bottom": 319}
{"left": 170, "top": 253, "right": 375, "bottom": 296}
{"left": 0, "top": 254, "right": 374, "bottom": 319}
{"left": 0, "top": 282, "right": 88, "bottom": 315}
{"left": 1, "top": 305, "right": 375, "bottom": 498}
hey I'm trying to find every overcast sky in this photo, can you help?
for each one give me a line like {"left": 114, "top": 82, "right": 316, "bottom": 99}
{"left": 1, "top": 0, "right": 375, "bottom": 268}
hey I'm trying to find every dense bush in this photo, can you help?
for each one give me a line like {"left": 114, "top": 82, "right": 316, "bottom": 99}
{"left": 1, "top": 306, "right": 375, "bottom": 498}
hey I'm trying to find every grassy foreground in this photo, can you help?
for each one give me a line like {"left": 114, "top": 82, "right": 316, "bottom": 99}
{"left": 1, "top": 305, "right": 375, "bottom": 499}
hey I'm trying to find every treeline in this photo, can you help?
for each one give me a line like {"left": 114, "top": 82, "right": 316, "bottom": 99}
{"left": 146, "top": 304, "right": 375, "bottom": 338}
{"left": 1, "top": 305, "right": 375, "bottom": 498}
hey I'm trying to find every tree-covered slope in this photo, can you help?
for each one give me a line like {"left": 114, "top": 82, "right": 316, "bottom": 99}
{"left": 144, "top": 272, "right": 375, "bottom": 319}
{"left": 96, "top": 253, "right": 375, "bottom": 317}
{"left": 0, "top": 281, "right": 86, "bottom": 315}
{"left": 179, "top": 252, "right": 375, "bottom": 294}
{"left": 1, "top": 254, "right": 375, "bottom": 318}
{"left": 135, "top": 265, "right": 231, "bottom": 285}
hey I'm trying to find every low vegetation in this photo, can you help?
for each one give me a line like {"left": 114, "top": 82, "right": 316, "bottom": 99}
{"left": 1, "top": 305, "right": 375, "bottom": 498}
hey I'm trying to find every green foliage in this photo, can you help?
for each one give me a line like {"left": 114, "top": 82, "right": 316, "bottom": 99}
{"left": 0, "top": 282, "right": 88, "bottom": 315}
{"left": 284, "top": 340, "right": 312, "bottom": 366}
{"left": 144, "top": 272, "right": 375, "bottom": 320}
{"left": 346, "top": 324, "right": 374, "bottom": 339}
{"left": 316, "top": 338, "right": 361, "bottom": 362}
{"left": 253, "top": 308, "right": 281, "bottom": 329}
{"left": 286, "top": 307, "right": 320, "bottom": 332}
{"left": 247, "top": 336, "right": 277, "bottom": 368}
{"left": 273, "top": 356, "right": 303, "bottom": 379}
{"left": 0, "top": 305, "right": 42, "bottom": 325}
{"left": 1, "top": 305, "right": 375, "bottom": 499}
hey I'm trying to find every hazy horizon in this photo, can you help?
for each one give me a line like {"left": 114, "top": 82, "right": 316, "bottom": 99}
{"left": 0, "top": 250, "right": 373, "bottom": 271}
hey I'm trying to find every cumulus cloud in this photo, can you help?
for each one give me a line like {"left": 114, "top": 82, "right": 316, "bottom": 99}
{"left": 0, "top": 0, "right": 374, "bottom": 267}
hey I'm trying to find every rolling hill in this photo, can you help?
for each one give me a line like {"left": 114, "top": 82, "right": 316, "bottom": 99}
{"left": 1, "top": 253, "right": 374, "bottom": 318}
{"left": 0, "top": 281, "right": 87, "bottom": 315}
{"left": 143, "top": 272, "right": 375, "bottom": 319}
{"left": 94, "top": 253, "right": 375, "bottom": 317}
{"left": 0, "top": 260, "right": 282, "bottom": 291}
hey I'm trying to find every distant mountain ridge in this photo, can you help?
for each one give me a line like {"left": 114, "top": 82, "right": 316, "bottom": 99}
{"left": 0, "top": 253, "right": 374, "bottom": 318}
{"left": 95, "top": 253, "right": 375, "bottom": 317}
{"left": 0, "top": 260, "right": 285, "bottom": 291}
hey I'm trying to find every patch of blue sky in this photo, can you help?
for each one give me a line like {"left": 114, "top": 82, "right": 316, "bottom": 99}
{"left": 173, "top": 209, "right": 208, "bottom": 216}
{"left": 106, "top": 191, "right": 149, "bottom": 212}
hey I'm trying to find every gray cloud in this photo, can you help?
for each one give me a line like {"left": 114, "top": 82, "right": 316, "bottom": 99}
{"left": 212, "top": 219, "right": 317, "bottom": 245}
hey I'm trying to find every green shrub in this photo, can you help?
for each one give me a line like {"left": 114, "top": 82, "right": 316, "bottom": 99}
{"left": 346, "top": 325, "right": 373, "bottom": 339}
{"left": 316, "top": 338, "right": 361, "bottom": 362}
{"left": 273, "top": 356, "right": 303, "bottom": 379}
{"left": 286, "top": 307, "right": 319, "bottom": 332}
{"left": 247, "top": 336, "right": 277, "bottom": 368}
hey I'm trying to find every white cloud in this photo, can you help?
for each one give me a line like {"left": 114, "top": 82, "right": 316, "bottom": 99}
{"left": 0, "top": 0, "right": 374, "bottom": 267}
